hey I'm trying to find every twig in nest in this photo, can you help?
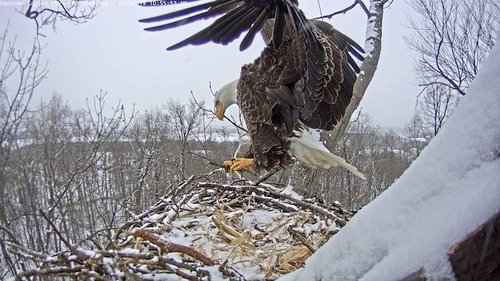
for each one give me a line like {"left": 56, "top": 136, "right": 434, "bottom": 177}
{"left": 198, "top": 182, "right": 348, "bottom": 225}
{"left": 193, "top": 168, "right": 226, "bottom": 181}
{"left": 132, "top": 228, "right": 215, "bottom": 266}
{"left": 253, "top": 185, "right": 349, "bottom": 226}
{"left": 189, "top": 151, "right": 225, "bottom": 168}
{"left": 252, "top": 166, "right": 281, "bottom": 186}
{"left": 17, "top": 266, "right": 109, "bottom": 280}
{"left": 287, "top": 226, "right": 315, "bottom": 253}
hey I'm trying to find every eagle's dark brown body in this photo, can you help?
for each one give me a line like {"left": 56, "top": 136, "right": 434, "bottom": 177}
{"left": 238, "top": 21, "right": 358, "bottom": 169}
{"left": 140, "top": 0, "right": 363, "bottom": 170}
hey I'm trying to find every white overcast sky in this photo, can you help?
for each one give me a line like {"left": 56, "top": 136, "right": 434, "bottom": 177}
{"left": 0, "top": 0, "right": 419, "bottom": 128}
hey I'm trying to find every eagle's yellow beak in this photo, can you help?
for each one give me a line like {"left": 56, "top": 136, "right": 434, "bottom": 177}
{"left": 215, "top": 102, "right": 225, "bottom": 121}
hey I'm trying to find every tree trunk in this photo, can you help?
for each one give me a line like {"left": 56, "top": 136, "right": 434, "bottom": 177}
{"left": 289, "top": 0, "right": 388, "bottom": 189}
{"left": 329, "top": 0, "right": 386, "bottom": 148}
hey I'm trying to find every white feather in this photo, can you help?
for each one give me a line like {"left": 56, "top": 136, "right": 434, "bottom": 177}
{"left": 289, "top": 130, "right": 366, "bottom": 180}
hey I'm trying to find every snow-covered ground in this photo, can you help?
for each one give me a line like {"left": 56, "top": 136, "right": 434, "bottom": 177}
{"left": 281, "top": 43, "right": 500, "bottom": 280}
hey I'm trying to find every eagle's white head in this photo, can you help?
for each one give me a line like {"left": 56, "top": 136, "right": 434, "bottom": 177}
{"left": 214, "top": 79, "right": 239, "bottom": 120}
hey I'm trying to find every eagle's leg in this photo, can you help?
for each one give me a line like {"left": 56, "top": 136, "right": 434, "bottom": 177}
{"left": 223, "top": 158, "right": 256, "bottom": 174}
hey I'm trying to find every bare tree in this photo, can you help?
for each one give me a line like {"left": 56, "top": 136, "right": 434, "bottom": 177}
{"left": 164, "top": 99, "right": 204, "bottom": 179}
{"left": 406, "top": 0, "right": 499, "bottom": 96}
{"left": 0, "top": 27, "right": 46, "bottom": 232}
{"left": 0, "top": 92, "right": 135, "bottom": 276}
{"left": 404, "top": 112, "right": 430, "bottom": 157}
{"left": 124, "top": 107, "right": 174, "bottom": 211}
{"left": 405, "top": 0, "right": 498, "bottom": 138}
{"left": 0, "top": 4, "right": 103, "bottom": 270}
{"left": 23, "top": 0, "right": 100, "bottom": 33}
{"left": 418, "top": 84, "right": 460, "bottom": 136}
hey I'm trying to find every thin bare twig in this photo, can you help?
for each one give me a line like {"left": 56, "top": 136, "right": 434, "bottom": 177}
{"left": 39, "top": 210, "right": 71, "bottom": 248}
{"left": 314, "top": 0, "right": 370, "bottom": 20}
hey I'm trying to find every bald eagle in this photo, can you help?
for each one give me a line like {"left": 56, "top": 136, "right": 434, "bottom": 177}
{"left": 140, "top": 0, "right": 366, "bottom": 179}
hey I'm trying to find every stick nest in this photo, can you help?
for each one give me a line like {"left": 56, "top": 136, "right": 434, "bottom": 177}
{"left": 10, "top": 170, "right": 353, "bottom": 280}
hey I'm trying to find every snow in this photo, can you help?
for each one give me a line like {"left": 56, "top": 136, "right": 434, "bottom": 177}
{"left": 118, "top": 248, "right": 140, "bottom": 255}
{"left": 280, "top": 185, "right": 303, "bottom": 200}
{"left": 280, "top": 43, "right": 500, "bottom": 280}
{"left": 44, "top": 256, "right": 58, "bottom": 262}
{"left": 75, "top": 247, "right": 97, "bottom": 259}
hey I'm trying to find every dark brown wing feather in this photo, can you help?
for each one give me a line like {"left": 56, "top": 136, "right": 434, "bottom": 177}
{"left": 140, "top": 0, "right": 325, "bottom": 102}
{"left": 298, "top": 21, "right": 362, "bottom": 131}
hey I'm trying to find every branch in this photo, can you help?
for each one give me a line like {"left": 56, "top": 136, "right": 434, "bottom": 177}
{"left": 23, "top": 0, "right": 99, "bottom": 34}
{"left": 329, "top": 0, "right": 386, "bottom": 148}
{"left": 314, "top": 0, "right": 370, "bottom": 20}
{"left": 287, "top": 226, "right": 315, "bottom": 253}
{"left": 39, "top": 210, "right": 72, "bottom": 248}
{"left": 252, "top": 166, "right": 281, "bottom": 186}
{"left": 132, "top": 228, "right": 215, "bottom": 266}
{"left": 189, "top": 151, "right": 226, "bottom": 168}
{"left": 224, "top": 114, "right": 248, "bottom": 133}
{"left": 434, "top": 39, "right": 467, "bottom": 96}
{"left": 199, "top": 183, "right": 348, "bottom": 226}
{"left": 132, "top": 229, "right": 241, "bottom": 279}
{"left": 17, "top": 266, "right": 109, "bottom": 280}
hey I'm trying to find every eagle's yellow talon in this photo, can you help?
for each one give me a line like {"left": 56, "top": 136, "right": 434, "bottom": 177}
{"left": 223, "top": 160, "right": 234, "bottom": 168}
{"left": 223, "top": 158, "right": 256, "bottom": 174}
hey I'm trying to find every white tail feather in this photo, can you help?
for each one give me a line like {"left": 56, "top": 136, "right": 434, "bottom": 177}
{"left": 289, "top": 130, "right": 366, "bottom": 180}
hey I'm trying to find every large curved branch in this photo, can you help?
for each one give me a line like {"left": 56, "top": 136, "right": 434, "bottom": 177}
{"left": 329, "top": 0, "right": 386, "bottom": 147}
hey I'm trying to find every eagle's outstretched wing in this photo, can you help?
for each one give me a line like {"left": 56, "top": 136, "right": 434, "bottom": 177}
{"left": 140, "top": 0, "right": 313, "bottom": 51}
{"left": 139, "top": 0, "right": 326, "bottom": 109}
